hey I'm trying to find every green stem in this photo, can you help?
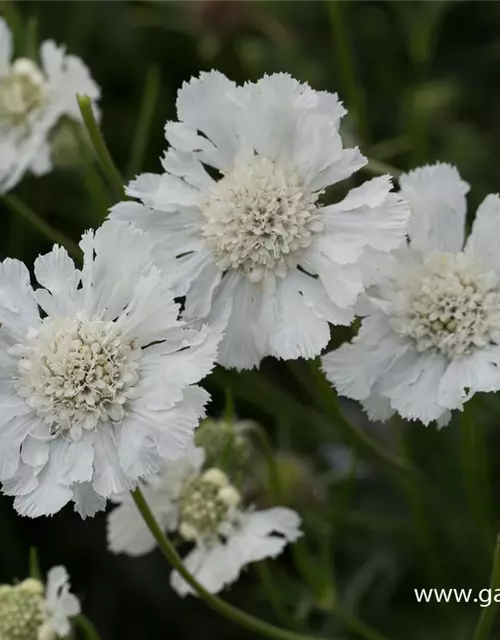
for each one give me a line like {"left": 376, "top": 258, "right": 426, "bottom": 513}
{"left": 29, "top": 547, "right": 42, "bottom": 581}
{"left": 77, "top": 94, "right": 124, "bottom": 197}
{"left": 2, "top": 195, "right": 81, "bottom": 259}
{"left": 460, "top": 405, "right": 494, "bottom": 555}
{"left": 25, "top": 16, "right": 38, "bottom": 61}
{"left": 73, "top": 614, "right": 102, "bottom": 640}
{"left": 473, "top": 534, "right": 500, "bottom": 640}
{"left": 131, "top": 487, "right": 321, "bottom": 640}
{"left": 126, "top": 65, "right": 160, "bottom": 178}
{"left": 327, "top": 0, "right": 369, "bottom": 144}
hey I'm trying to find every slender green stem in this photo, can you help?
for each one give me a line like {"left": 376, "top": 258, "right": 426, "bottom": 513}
{"left": 126, "top": 65, "right": 160, "bottom": 178}
{"left": 2, "top": 195, "right": 81, "bottom": 259}
{"left": 77, "top": 94, "right": 124, "bottom": 197}
{"left": 71, "top": 120, "right": 113, "bottom": 218}
{"left": 29, "top": 547, "right": 42, "bottom": 581}
{"left": 473, "top": 534, "right": 500, "bottom": 640}
{"left": 73, "top": 614, "right": 102, "bottom": 640}
{"left": 327, "top": 0, "right": 369, "bottom": 144}
{"left": 131, "top": 487, "right": 321, "bottom": 640}
{"left": 460, "top": 405, "right": 494, "bottom": 555}
{"left": 25, "top": 16, "right": 38, "bottom": 61}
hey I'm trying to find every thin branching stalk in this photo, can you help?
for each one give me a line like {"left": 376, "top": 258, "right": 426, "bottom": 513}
{"left": 131, "top": 487, "right": 323, "bottom": 640}
{"left": 77, "top": 94, "right": 124, "bottom": 197}
{"left": 73, "top": 614, "right": 103, "bottom": 640}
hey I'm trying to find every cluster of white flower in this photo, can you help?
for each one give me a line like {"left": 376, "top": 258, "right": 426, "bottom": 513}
{"left": 107, "top": 447, "right": 302, "bottom": 596}
{"left": 0, "top": 566, "right": 79, "bottom": 640}
{"left": 322, "top": 164, "right": 500, "bottom": 426}
{"left": 0, "top": 18, "right": 99, "bottom": 193}
{"left": 2, "top": 13, "right": 500, "bottom": 626}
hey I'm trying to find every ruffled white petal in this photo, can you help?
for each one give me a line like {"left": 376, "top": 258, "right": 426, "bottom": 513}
{"left": 34, "top": 245, "right": 81, "bottom": 317}
{"left": 321, "top": 315, "right": 410, "bottom": 400}
{"left": 0, "top": 259, "right": 40, "bottom": 341}
{"left": 40, "top": 40, "right": 100, "bottom": 122}
{"left": 321, "top": 176, "right": 410, "bottom": 264}
{"left": 378, "top": 350, "right": 449, "bottom": 425}
{"left": 176, "top": 71, "right": 241, "bottom": 170}
{"left": 256, "top": 275, "right": 331, "bottom": 360}
{"left": 171, "top": 507, "right": 301, "bottom": 596}
{"left": 399, "top": 163, "right": 469, "bottom": 254}
{"left": 465, "top": 194, "right": 500, "bottom": 271}
{"left": 45, "top": 565, "right": 80, "bottom": 637}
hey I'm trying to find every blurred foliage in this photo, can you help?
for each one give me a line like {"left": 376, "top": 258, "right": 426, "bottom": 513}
{"left": 3, "top": 2, "right": 500, "bottom": 640}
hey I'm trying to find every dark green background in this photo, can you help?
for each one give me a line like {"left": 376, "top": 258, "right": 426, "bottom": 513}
{"left": 2, "top": 2, "right": 500, "bottom": 639}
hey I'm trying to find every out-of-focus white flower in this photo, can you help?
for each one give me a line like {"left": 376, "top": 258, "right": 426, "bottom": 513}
{"left": 322, "top": 163, "right": 500, "bottom": 426}
{"left": 0, "top": 18, "right": 100, "bottom": 193}
{"left": 107, "top": 447, "right": 302, "bottom": 596}
{"left": 110, "top": 71, "right": 409, "bottom": 370}
{"left": 0, "top": 220, "right": 223, "bottom": 518}
{"left": 0, "top": 566, "right": 80, "bottom": 640}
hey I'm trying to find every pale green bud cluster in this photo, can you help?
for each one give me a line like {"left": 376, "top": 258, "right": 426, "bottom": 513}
{"left": 178, "top": 468, "right": 241, "bottom": 542}
{"left": 194, "top": 418, "right": 253, "bottom": 472}
{"left": 0, "top": 58, "right": 46, "bottom": 126}
{"left": 0, "top": 579, "right": 49, "bottom": 640}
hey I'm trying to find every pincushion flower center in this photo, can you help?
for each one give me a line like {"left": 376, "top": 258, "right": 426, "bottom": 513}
{"left": 0, "top": 580, "right": 46, "bottom": 640}
{"left": 178, "top": 468, "right": 241, "bottom": 542}
{"left": 0, "top": 58, "right": 46, "bottom": 126}
{"left": 391, "top": 253, "right": 500, "bottom": 358}
{"left": 16, "top": 313, "right": 141, "bottom": 439}
{"left": 200, "top": 156, "right": 323, "bottom": 282}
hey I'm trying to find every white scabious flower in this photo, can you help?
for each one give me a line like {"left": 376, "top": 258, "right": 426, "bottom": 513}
{"left": 0, "top": 566, "right": 80, "bottom": 640}
{"left": 0, "top": 220, "right": 223, "bottom": 518}
{"left": 110, "top": 71, "right": 410, "bottom": 370}
{"left": 107, "top": 447, "right": 302, "bottom": 596}
{"left": 322, "top": 163, "right": 500, "bottom": 426}
{"left": 0, "top": 18, "right": 100, "bottom": 193}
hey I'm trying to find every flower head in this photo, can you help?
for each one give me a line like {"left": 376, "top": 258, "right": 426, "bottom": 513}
{"left": 110, "top": 71, "right": 409, "bottom": 370}
{"left": 107, "top": 447, "right": 302, "bottom": 596}
{"left": 0, "top": 19, "right": 100, "bottom": 193}
{"left": 322, "top": 163, "right": 500, "bottom": 426}
{"left": 0, "top": 220, "right": 223, "bottom": 518}
{"left": 0, "top": 566, "right": 79, "bottom": 640}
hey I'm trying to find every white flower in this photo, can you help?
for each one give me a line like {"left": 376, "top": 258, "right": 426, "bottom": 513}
{"left": 0, "top": 566, "right": 80, "bottom": 640}
{"left": 322, "top": 163, "right": 500, "bottom": 426}
{"left": 107, "top": 448, "right": 302, "bottom": 596}
{"left": 110, "top": 71, "right": 409, "bottom": 370}
{"left": 0, "top": 18, "right": 100, "bottom": 193}
{"left": 0, "top": 220, "right": 223, "bottom": 518}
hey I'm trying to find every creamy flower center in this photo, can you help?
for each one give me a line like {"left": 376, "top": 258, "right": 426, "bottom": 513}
{"left": 178, "top": 468, "right": 241, "bottom": 542}
{"left": 200, "top": 156, "right": 322, "bottom": 282}
{"left": 16, "top": 314, "right": 141, "bottom": 439}
{"left": 391, "top": 253, "right": 500, "bottom": 358}
{"left": 0, "top": 580, "right": 47, "bottom": 640}
{"left": 0, "top": 58, "right": 46, "bottom": 126}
